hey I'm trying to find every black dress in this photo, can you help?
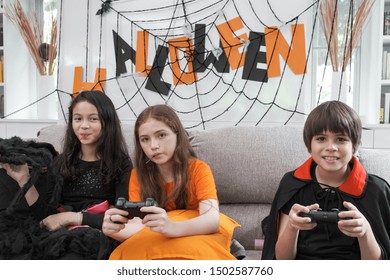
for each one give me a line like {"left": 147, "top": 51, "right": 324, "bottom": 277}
{"left": 0, "top": 159, "right": 131, "bottom": 260}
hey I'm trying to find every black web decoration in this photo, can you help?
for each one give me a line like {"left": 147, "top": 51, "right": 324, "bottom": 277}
{"left": 3, "top": 0, "right": 356, "bottom": 130}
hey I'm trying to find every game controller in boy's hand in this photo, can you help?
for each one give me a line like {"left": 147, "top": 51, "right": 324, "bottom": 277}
{"left": 299, "top": 209, "right": 349, "bottom": 223}
{"left": 115, "top": 197, "right": 158, "bottom": 219}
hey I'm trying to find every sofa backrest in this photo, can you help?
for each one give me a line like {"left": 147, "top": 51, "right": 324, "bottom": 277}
{"left": 37, "top": 124, "right": 390, "bottom": 205}
{"left": 358, "top": 148, "right": 390, "bottom": 183}
{"left": 37, "top": 124, "right": 66, "bottom": 152}
{"left": 189, "top": 126, "right": 310, "bottom": 205}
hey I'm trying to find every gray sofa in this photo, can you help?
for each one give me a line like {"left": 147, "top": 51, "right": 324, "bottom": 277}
{"left": 37, "top": 124, "right": 390, "bottom": 260}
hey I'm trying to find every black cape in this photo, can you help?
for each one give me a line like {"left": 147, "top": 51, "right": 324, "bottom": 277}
{"left": 261, "top": 156, "right": 390, "bottom": 260}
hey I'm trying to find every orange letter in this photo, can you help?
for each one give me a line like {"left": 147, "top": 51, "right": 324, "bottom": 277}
{"left": 72, "top": 67, "right": 106, "bottom": 96}
{"left": 168, "top": 36, "right": 198, "bottom": 85}
{"left": 265, "top": 24, "right": 307, "bottom": 77}
{"left": 217, "top": 17, "right": 248, "bottom": 70}
{"left": 136, "top": 30, "right": 151, "bottom": 75}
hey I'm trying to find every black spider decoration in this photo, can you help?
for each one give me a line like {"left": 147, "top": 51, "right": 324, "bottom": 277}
{"left": 96, "top": 0, "right": 112, "bottom": 15}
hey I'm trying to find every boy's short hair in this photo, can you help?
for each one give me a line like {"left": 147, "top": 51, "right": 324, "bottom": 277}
{"left": 303, "top": 101, "right": 362, "bottom": 153}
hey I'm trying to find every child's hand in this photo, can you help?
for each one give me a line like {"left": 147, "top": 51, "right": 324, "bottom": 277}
{"left": 141, "top": 206, "right": 177, "bottom": 237}
{"left": 338, "top": 201, "right": 371, "bottom": 238}
{"left": 102, "top": 208, "right": 129, "bottom": 235}
{"left": 1, "top": 163, "right": 30, "bottom": 187}
{"left": 289, "top": 203, "right": 320, "bottom": 231}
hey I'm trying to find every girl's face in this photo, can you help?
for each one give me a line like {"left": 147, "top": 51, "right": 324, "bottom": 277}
{"left": 72, "top": 101, "right": 102, "bottom": 146}
{"left": 138, "top": 118, "right": 177, "bottom": 167}
{"left": 310, "top": 130, "right": 354, "bottom": 179}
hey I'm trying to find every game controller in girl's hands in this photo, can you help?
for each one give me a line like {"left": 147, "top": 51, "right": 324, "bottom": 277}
{"left": 115, "top": 197, "right": 158, "bottom": 219}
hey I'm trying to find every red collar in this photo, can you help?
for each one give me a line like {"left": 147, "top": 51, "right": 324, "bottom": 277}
{"left": 293, "top": 156, "right": 367, "bottom": 197}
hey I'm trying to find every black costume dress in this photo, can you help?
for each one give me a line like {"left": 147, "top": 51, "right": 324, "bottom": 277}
{"left": 0, "top": 159, "right": 131, "bottom": 259}
{"left": 261, "top": 156, "right": 390, "bottom": 260}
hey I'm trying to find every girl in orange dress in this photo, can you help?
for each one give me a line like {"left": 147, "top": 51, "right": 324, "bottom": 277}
{"left": 103, "top": 104, "right": 238, "bottom": 259}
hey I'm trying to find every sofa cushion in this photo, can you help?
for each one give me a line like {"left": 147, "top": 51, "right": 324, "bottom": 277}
{"left": 358, "top": 148, "right": 390, "bottom": 183}
{"left": 219, "top": 203, "right": 270, "bottom": 252}
{"left": 37, "top": 124, "right": 66, "bottom": 152}
{"left": 120, "top": 124, "right": 136, "bottom": 162}
{"left": 189, "top": 126, "right": 310, "bottom": 205}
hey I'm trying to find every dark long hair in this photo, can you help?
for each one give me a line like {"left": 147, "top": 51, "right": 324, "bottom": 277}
{"left": 134, "top": 105, "right": 196, "bottom": 209}
{"left": 57, "top": 90, "right": 131, "bottom": 185}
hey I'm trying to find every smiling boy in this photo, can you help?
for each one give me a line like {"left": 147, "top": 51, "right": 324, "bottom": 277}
{"left": 262, "top": 101, "right": 390, "bottom": 260}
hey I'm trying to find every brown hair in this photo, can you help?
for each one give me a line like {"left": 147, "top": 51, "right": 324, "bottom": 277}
{"left": 303, "top": 101, "right": 362, "bottom": 153}
{"left": 134, "top": 105, "right": 196, "bottom": 209}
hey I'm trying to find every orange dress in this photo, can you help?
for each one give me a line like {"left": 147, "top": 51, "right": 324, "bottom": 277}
{"left": 109, "top": 159, "right": 239, "bottom": 260}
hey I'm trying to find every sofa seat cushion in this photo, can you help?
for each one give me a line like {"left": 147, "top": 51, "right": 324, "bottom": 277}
{"left": 219, "top": 203, "right": 271, "bottom": 251}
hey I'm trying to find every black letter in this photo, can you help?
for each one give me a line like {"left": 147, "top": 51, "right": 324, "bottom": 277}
{"left": 145, "top": 45, "right": 171, "bottom": 95}
{"left": 193, "top": 24, "right": 229, "bottom": 73}
{"left": 112, "top": 30, "right": 136, "bottom": 77}
{"left": 242, "top": 31, "right": 268, "bottom": 82}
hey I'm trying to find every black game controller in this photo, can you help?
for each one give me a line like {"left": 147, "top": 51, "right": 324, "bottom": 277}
{"left": 115, "top": 197, "right": 158, "bottom": 219}
{"left": 299, "top": 209, "right": 347, "bottom": 223}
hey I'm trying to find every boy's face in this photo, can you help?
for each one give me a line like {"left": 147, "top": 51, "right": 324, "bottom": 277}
{"left": 310, "top": 130, "right": 354, "bottom": 178}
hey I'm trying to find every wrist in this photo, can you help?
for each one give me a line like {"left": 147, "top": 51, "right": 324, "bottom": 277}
{"left": 67, "top": 212, "right": 83, "bottom": 226}
{"left": 18, "top": 175, "right": 30, "bottom": 187}
{"left": 77, "top": 212, "right": 83, "bottom": 225}
{"left": 166, "top": 221, "right": 181, "bottom": 238}
{"left": 287, "top": 221, "right": 300, "bottom": 233}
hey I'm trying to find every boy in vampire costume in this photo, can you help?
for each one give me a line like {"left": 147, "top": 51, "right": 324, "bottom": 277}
{"left": 261, "top": 101, "right": 390, "bottom": 260}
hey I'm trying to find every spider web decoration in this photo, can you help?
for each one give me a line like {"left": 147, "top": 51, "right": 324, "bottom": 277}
{"left": 3, "top": 0, "right": 327, "bottom": 129}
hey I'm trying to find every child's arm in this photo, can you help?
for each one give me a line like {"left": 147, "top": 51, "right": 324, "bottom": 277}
{"left": 275, "top": 203, "right": 319, "bottom": 259}
{"left": 338, "top": 201, "right": 382, "bottom": 260}
{"left": 41, "top": 211, "right": 83, "bottom": 230}
{"left": 141, "top": 198, "right": 220, "bottom": 238}
{"left": 2, "top": 162, "right": 60, "bottom": 220}
{"left": 275, "top": 212, "right": 299, "bottom": 259}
